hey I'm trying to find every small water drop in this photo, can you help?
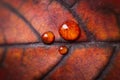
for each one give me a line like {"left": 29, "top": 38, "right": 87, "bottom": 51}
{"left": 59, "top": 20, "right": 81, "bottom": 41}
{"left": 58, "top": 46, "right": 68, "bottom": 55}
{"left": 41, "top": 31, "right": 55, "bottom": 44}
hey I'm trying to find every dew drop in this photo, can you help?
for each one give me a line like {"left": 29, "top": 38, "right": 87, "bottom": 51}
{"left": 59, "top": 20, "right": 81, "bottom": 41}
{"left": 41, "top": 31, "right": 55, "bottom": 44}
{"left": 58, "top": 45, "right": 68, "bottom": 55}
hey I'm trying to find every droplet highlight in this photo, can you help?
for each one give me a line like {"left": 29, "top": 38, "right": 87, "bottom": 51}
{"left": 58, "top": 46, "right": 68, "bottom": 55}
{"left": 41, "top": 31, "right": 55, "bottom": 44}
{"left": 59, "top": 20, "right": 81, "bottom": 41}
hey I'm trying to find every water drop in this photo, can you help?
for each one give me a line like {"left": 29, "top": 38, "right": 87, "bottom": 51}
{"left": 58, "top": 45, "right": 68, "bottom": 55}
{"left": 41, "top": 31, "right": 55, "bottom": 44}
{"left": 59, "top": 20, "right": 81, "bottom": 41}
